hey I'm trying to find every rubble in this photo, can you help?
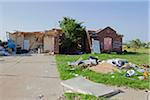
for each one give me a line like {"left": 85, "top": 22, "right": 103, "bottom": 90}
{"left": 68, "top": 57, "right": 83, "bottom": 66}
{"left": 143, "top": 68, "right": 149, "bottom": 80}
{"left": 68, "top": 56, "right": 149, "bottom": 80}
{"left": 0, "top": 43, "right": 10, "bottom": 56}
{"left": 125, "top": 69, "right": 135, "bottom": 77}
{"left": 68, "top": 56, "right": 99, "bottom": 67}
{"left": 107, "top": 58, "right": 128, "bottom": 68}
{"left": 0, "top": 51, "right": 10, "bottom": 56}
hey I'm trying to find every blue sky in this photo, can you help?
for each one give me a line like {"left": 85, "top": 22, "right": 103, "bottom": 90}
{"left": 0, "top": 0, "right": 149, "bottom": 42}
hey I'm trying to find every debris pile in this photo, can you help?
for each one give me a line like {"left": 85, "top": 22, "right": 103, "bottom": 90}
{"left": 106, "top": 58, "right": 128, "bottom": 68}
{"left": 68, "top": 56, "right": 150, "bottom": 80}
{"left": 68, "top": 56, "right": 100, "bottom": 68}
{"left": 0, "top": 39, "right": 30, "bottom": 56}
{"left": 0, "top": 41, "right": 10, "bottom": 56}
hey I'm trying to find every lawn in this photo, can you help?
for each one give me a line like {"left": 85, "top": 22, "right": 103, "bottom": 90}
{"left": 56, "top": 52, "right": 149, "bottom": 99}
{"left": 64, "top": 93, "right": 106, "bottom": 100}
{"left": 123, "top": 46, "right": 150, "bottom": 54}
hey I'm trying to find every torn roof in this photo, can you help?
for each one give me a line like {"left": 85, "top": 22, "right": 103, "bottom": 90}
{"left": 8, "top": 26, "right": 123, "bottom": 37}
{"left": 8, "top": 28, "right": 63, "bottom": 36}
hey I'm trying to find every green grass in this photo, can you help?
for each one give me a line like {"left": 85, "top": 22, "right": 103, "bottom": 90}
{"left": 56, "top": 53, "right": 149, "bottom": 89}
{"left": 64, "top": 93, "right": 106, "bottom": 100}
{"left": 123, "top": 47, "right": 150, "bottom": 54}
{"left": 56, "top": 53, "right": 149, "bottom": 99}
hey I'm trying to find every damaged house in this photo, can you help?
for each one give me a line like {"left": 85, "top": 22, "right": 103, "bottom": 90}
{"left": 87, "top": 27, "right": 123, "bottom": 53}
{"left": 8, "top": 28, "right": 62, "bottom": 54}
{"left": 8, "top": 27, "right": 123, "bottom": 54}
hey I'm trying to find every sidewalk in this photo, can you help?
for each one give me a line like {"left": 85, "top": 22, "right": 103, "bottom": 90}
{"left": 0, "top": 55, "right": 63, "bottom": 100}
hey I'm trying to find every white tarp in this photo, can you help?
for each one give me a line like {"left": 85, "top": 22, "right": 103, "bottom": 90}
{"left": 61, "top": 76, "right": 120, "bottom": 97}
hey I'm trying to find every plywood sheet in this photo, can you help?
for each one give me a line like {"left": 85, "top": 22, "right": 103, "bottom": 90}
{"left": 61, "top": 76, "right": 119, "bottom": 97}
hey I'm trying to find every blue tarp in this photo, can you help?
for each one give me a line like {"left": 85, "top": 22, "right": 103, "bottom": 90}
{"left": 8, "top": 39, "right": 16, "bottom": 53}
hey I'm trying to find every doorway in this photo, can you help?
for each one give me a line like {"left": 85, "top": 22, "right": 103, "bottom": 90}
{"left": 23, "top": 40, "right": 30, "bottom": 50}
{"left": 104, "top": 37, "right": 112, "bottom": 51}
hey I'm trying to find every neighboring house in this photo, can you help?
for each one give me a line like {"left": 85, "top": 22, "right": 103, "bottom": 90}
{"left": 8, "top": 26, "right": 123, "bottom": 54}
{"left": 87, "top": 27, "right": 123, "bottom": 53}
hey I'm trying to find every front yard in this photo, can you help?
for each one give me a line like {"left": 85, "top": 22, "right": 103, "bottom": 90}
{"left": 56, "top": 53, "right": 149, "bottom": 89}
{"left": 56, "top": 52, "right": 149, "bottom": 100}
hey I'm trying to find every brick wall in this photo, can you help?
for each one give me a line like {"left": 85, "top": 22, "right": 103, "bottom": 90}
{"left": 96, "top": 27, "right": 123, "bottom": 53}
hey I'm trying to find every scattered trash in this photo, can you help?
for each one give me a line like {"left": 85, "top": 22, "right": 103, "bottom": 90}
{"left": 80, "top": 60, "right": 93, "bottom": 67}
{"left": 125, "top": 69, "right": 135, "bottom": 77}
{"left": 68, "top": 56, "right": 100, "bottom": 68}
{"left": 107, "top": 58, "right": 128, "bottom": 68}
{"left": 0, "top": 50, "right": 10, "bottom": 56}
{"left": 121, "top": 63, "right": 138, "bottom": 70}
{"left": 61, "top": 76, "right": 120, "bottom": 97}
{"left": 143, "top": 68, "right": 149, "bottom": 80}
{"left": 68, "top": 57, "right": 83, "bottom": 66}
{"left": 88, "top": 56, "right": 99, "bottom": 65}
{"left": 138, "top": 76, "right": 144, "bottom": 80}
{"left": 48, "top": 51, "right": 54, "bottom": 55}
{"left": 0, "top": 46, "right": 4, "bottom": 51}
{"left": 136, "top": 68, "right": 145, "bottom": 73}
{"left": 143, "top": 64, "right": 150, "bottom": 68}
{"left": 38, "top": 94, "right": 44, "bottom": 99}
{"left": 36, "top": 94, "right": 44, "bottom": 100}
{"left": 67, "top": 56, "right": 149, "bottom": 80}
{"left": 0, "top": 41, "right": 11, "bottom": 56}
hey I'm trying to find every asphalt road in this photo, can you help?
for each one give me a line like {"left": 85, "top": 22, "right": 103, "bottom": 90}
{"left": 0, "top": 54, "right": 63, "bottom": 100}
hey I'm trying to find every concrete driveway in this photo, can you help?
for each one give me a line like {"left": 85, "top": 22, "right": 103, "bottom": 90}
{"left": 0, "top": 54, "right": 63, "bottom": 100}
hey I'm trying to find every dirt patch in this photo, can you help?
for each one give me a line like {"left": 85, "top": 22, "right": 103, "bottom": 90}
{"left": 89, "top": 62, "right": 119, "bottom": 73}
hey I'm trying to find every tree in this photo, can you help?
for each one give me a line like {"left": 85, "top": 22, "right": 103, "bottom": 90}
{"left": 141, "top": 42, "right": 147, "bottom": 48}
{"left": 129, "top": 39, "right": 141, "bottom": 51}
{"left": 145, "top": 42, "right": 150, "bottom": 48}
{"left": 59, "top": 17, "right": 86, "bottom": 53}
